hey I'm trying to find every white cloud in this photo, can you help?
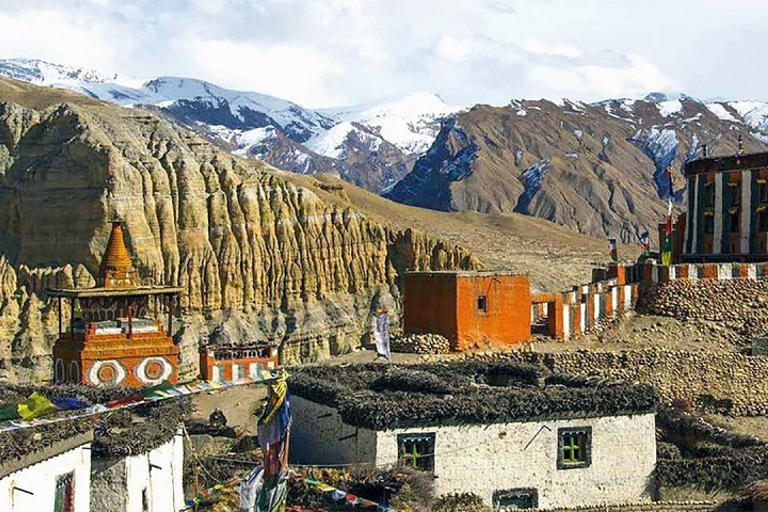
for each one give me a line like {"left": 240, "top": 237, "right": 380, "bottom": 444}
{"left": 11, "top": 0, "right": 768, "bottom": 107}
{"left": 437, "top": 37, "right": 473, "bottom": 61}
{"left": 180, "top": 39, "right": 345, "bottom": 105}
{"left": 527, "top": 54, "right": 683, "bottom": 100}
{"left": 519, "top": 41, "right": 583, "bottom": 59}
{"left": 0, "top": 9, "right": 117, "bottom": 70}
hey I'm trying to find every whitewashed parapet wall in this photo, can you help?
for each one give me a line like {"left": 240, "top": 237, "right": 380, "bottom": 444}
{"left": 534, "top": 259, "right": 768, "bottom": 341}
{"left": 533, "top": 273, "right": 641, "bottom": 340}
{"left": 639, "top": 260, "right": 768, "bottom": 283}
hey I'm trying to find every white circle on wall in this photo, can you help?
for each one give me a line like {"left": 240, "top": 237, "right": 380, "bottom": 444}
{"left": 134, "top": 357, "right": 173, "bottom": 384}
{"left": 87, "top": 360, "right": 127, "bottom": 386}
{"left": 55, "top": 359, "right": 65, "bottom": 383}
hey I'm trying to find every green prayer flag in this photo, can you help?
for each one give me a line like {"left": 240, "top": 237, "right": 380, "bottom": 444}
{"left": 142, "top": 381, "right": 174, "bottom": 399}
{"left": 17, "top": 392, "right": 57, "bottom": 420}
{"left": 0, "top": 403, "right": 21, "bottom": 421}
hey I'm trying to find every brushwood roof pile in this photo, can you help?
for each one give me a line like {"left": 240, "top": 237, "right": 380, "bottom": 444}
{"left": 289, "top": 362, "right": 659, "bottom": 430}
{"left": 0, "top": 383, "right": 190, "bottom": 464}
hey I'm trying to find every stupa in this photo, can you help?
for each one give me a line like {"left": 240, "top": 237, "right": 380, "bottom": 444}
{"left": 49, "top": 222, "right": 183, "bottom": 387}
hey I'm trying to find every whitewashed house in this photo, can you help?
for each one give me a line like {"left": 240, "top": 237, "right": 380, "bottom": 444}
{"left": 90, "top": 401, "right": 186, "bottom": 512}
{"left": 290, "top": 362, "right": 658, "bottom": 510}
{"left": 0, "top": 384, "right": 187, "bottom": 512}
{"left": 0, "top": 426, "right": 93, "bottom": 512}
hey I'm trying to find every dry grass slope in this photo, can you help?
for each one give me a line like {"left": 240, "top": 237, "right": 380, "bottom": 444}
{"left": 287, "top": 173, "right": 637, "bottom": 291}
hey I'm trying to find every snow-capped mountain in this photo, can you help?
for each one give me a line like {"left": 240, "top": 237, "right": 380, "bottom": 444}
{"left": 320, "top": 92, "right": 464, "bottom": 154}
{"left": 0, "top": 58, "right": 144, "bottom": 88}
{"left": 0, "top": 58, "right": 460, "bottom": 193}
{"left": 386, "top": 92, "right": 768, "bottom": 242}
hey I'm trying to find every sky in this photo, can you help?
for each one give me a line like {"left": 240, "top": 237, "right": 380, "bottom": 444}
{"left": 0, "top": 0, "right": 767, "bottom": 108}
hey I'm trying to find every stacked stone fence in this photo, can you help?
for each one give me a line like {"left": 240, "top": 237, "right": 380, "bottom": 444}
{"left": 536, "top": 501, "right": 721, "bottom": 512}
{"left": 465, "top": 349, "right": 768, "bottom": 416}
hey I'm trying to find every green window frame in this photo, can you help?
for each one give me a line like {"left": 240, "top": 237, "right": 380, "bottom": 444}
{"left": 557, "top": 427, "right": 591, "bottom": 469}
{"left": 397, "top": 433, "right": 435, "bottom": 472}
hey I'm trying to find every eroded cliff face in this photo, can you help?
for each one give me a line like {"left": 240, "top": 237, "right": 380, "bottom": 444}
{"left": 0, "top": 86, "right": 480, "bottom": 383}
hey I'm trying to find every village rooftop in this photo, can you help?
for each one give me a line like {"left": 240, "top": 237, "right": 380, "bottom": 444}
{"left": 288, "top": 361, "right": 659, "bottom": 430}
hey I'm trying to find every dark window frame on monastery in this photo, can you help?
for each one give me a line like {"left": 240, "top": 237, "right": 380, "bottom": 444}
{"left": 54, "top": 471, "right": 75, "bottom": 512}
{"left": 476, "top": 295, "right": 488, "bottom": 315}
{"left": 759, "top": 209, "right": 768, "bottom": 232}
{"left": 397, "top": 432, "right": 435, "bottom": 472}
{"left": 557, "top": 426, "right": 592, "bottom": 469}
{"left": 493, "top": 488, "right": 539, "bottom": 509}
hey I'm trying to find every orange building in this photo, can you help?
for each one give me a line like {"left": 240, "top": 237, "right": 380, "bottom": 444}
{"left": 48, "top": 222, "right": 183, "bottom": 387}
{"left": 403, "top": 271, "right": 531, "bottom": 351}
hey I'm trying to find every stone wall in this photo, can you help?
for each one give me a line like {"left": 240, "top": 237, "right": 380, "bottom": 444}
{"left": 637, "top": 278, "right": 768, "bottom": 342}
{"left": 90, "top": 433, "right": 184, "bottom": 512}
{"left": 467, "top": 349, "right": 768, "bottom": 416}
{"left": 538, "top": 501, "right": 720, "bottom": 512}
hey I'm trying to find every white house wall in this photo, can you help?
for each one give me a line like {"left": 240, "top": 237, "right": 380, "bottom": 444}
{"left": 374, "top": 413, "right": 656, "bottom": 509}
{"left": 91, "top": 432, "right": 184, "bottom": 512}
{"left": 0, "top": 443, "right": 91, "bottom": 512}
{"left": 290, "top": 396, "right": 378, "bottom": 465}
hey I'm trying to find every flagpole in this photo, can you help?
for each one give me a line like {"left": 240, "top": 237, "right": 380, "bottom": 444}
{"left": 662, "top": 165, "right": 674, "bottom": 267}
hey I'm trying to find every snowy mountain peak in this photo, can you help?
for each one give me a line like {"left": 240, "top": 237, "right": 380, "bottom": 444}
{"left": 0, "top": 58, "right": 144, "bottom": 88}
{"left": 643, "top": 92, "right": 670, "bottom": 103}
{"left": 320, "top": 91, "right": 465, "bottom": 154}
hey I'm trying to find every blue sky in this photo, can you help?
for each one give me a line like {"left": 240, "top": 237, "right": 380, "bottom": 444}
{"left": 0, "top": 0, "right": 766, "bottom": 107}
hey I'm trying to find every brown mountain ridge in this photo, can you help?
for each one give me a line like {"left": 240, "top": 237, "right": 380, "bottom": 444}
{"left": 385, "top": 97, "right": 768, "bottom": 242}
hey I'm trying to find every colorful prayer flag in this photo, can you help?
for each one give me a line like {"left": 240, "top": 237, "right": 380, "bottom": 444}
{"left": 17, "top": 392, "right": 57, "bottom": 420}
{"left": 239, "top": 466, "right": 265, "bottom": 512}
{"left": 661, "top": 199, "right": 674, "bottom": 267}
{"left": 661, "top": 165, "right": 675, "bottom": 267}
{"left": 639, "top": 231, "right": 651, "bottom": 255}
{"left": 609, "top": 238, "right": 618, "bottom": 262}
{"left": 254, "top": 373, "right": 291, "bottom": 512}
{"left": 0, "top": 403, "right": 20, "bottom": 421}
{"left": 371, "top": 309, "right": 390, "bottom": 360}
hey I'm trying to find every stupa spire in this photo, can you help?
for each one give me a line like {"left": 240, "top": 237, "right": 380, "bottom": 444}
{"left": 99, "top": 221, "right": 137, "bottom": 288}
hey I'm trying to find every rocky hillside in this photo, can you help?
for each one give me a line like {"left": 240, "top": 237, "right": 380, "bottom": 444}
{"left": 0, "top": 77, "right": 479, "bottom": 383}
{"left": 385, "top": 96, "right": 768, "bottom": 242}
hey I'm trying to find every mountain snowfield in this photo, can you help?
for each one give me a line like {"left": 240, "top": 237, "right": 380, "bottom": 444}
{"left": 0, "top": 58, "right": 458, "bottom": 155}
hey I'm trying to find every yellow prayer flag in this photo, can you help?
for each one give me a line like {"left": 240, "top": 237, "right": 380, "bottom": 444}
{"left": 17, "top": 391, "right": 57, "bottom": 420}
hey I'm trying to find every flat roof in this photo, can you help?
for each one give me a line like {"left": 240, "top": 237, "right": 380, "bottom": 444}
{"left": 684, "top": 151, "right": 768, "bottom": 176}
{"left": 289, "top": 362, "right": 658, "bottom": 430}
{"left": 0, "top": 383, "right": 189, "bottom": 463}
{"left": 47, "top": 286, "right": 184, "bottom": 298}
{"left": 0, "top": 431, "right": 93, "bottom": 479}
{"left": 405, "top": 270, "right": 526, "bottom": 278}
